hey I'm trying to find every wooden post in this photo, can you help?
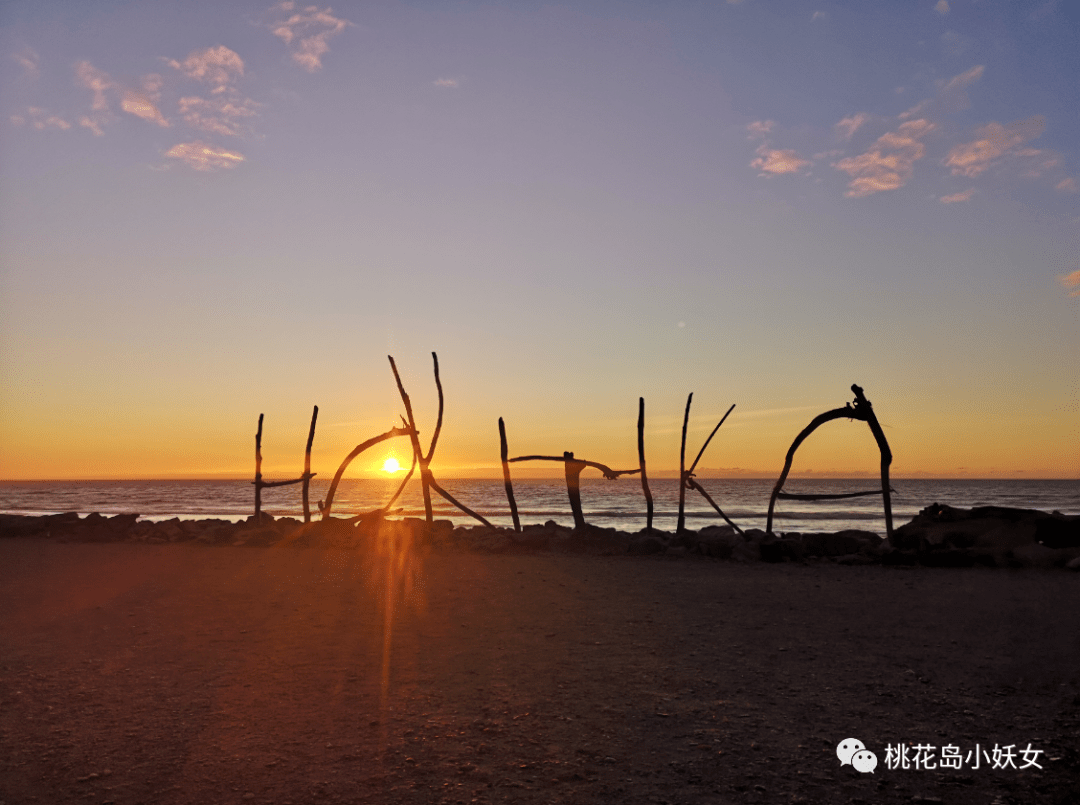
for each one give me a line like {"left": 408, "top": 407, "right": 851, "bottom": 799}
{"left": 499, "top": 417, "right": 521, "bottom": 532}
{"left": 301, "top": 405, "right": 318, "bottom": 523}
{"left": 638, "top": 397, "right": 654, "bottom": 532}
{"left": 563, "top": 451, "right": 587, "bottom": 530}
{"left": 254, "top": 413, "right": 264, "bottom": 525}
{"left": 676, "top": 393, "right": 692, "bottom": 535}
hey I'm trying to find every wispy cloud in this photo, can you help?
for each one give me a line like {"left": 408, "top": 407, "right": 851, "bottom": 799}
{"left": 746, "top": 120, "right": 774, "bottom": 139}
{"left": 811, "top": 10, "right": 825, "bottom": 21}
{"left": 832, "top": 118, "right": 935, "bottom": 197}
{"left": 834, "top": 113, "right": 869, "bottom": 141}
{"left": 270, "top": 2, "right": 352, "bottom": 72}
{"left": 934, "top": 0, "right": 950, "bottom": 15}
{"left": 1058, "top": 269, "right": 1080, "bottom": 298}
{"left": 79, "top": 116, "right": 105, "bottom": 136}
{"left": 901, "top": 64, "right": 984, "bottom": 120}
{"left": 166, "top": 46, "right": 244, "bottom": 93}
{"left": 751, "top": 145, "right": 810, "bottom": 175}
{"left": 11, "top": 107, "right": 70, "bottom": 131}
{"left": 121, "top": 74, "right": 168, "bottom": 127}
{"left": 433, "top": 77, "right": 459, "bottom": 88}
{"left": 939, "top": 188, "right": 975, "bottom": 203}
{"left": 164, "top": 141, "right": 245, "bottom": 171}
{"left": 11, "top": 46, "right": 39, "bottom": 79}
{"left": 75, "top": 61, "right": 115, "bottom": 112}
{"left": 1056, "top": 177, "right": 1078, "bottom": 193}
{"left": 178, "top": 95, "right": 258, "bottom": 137}
{"left": 944, "top": 116, "right": 1045, "bottom": 177}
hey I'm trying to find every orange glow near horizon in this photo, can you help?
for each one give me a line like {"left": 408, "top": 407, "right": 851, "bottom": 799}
{"left": 382, "top": 457, "right": 402, "bottom": 474}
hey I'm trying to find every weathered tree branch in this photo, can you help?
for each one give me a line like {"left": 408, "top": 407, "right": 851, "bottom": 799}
{"left": 677, "top": 393, "right": 692, "bottom": 535}
{"left": 507, "top": 455, "right": 641, "bottom": 479}
{"left": 302, "top": 405, "right": 318, "bottom": 523}
{"left": 499, "top": 417, "right": 521, "bottom": 532}
{"left": 685, "top": 478, "right": 744, "bottom": 534}
{"left": 254, "top": 413, "right": 264, "bottom": 525}
{"left": 638, "top": 397, "right": 654, "bottom": 532}
{"left": 427, "top": 477, "right": 494, "bottom": 528}
{"left": 388, "top": 355, "right": 432, "bottom": 522}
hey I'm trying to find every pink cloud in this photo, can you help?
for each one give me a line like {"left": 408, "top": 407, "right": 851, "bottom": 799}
{"left": 751, "top": 145, "right": 810, "bottom": 175}
{"left": 11, "top": 46, "right": 39, "bottom": 78}
{"left": 746, "top": 120, "right": 774, "bottom": 139}
{"left": 121, "top": 75, "right": 168, "bottom": 127}
{"left": 270, "top": 3, "right": 352, "bottom": 72}
{"left": 944, "top": 116, "right": 1045, "bottom": 178}
{"left": 166, "top": 46, "right": 244, "bottom": 93}
{"left": 79, "top": 116, "right": 105, "bottom": 136}
{"left": 1058, "top": 269, "right": 1080, "bottom": 298}
{"left": 178, "top": 95, "right": 258, "bottom": 137}
{"left": 939, "top": 188, "right": 975, "bottom": 203}
{"left": 164, "top": 141, "right": 245, "bottom": 171}
{"left": 832, "top": 118, "right": 935, "bottom": 197}
{"left": 12, "top": 107, "right": 70, "bottom": 131}
{"left": 75, "top": 61, "right": 115, "bottom": 111}
{"left": 900, "top": 64, "right": 984, "bottom": 120}
{"left": 834, "top": 113, "right": 868, "bottom": 141}
{"left": 433, "top": 78, "right": 459, "bottom": 88}
{"left": 1056, "top": 177, "right": 1078, "bottom": 193}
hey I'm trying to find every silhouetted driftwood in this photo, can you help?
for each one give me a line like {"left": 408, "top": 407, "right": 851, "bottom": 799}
{"left": 638, "top": 397, "right": 654, "bottom": 532}
{"left": 766, "top": 384, "right": 894, "bottom": 540}
{"left": 673, "top": 401, "right": 743, "bottom": 533}
{"left": 255, "top": 414, "right": 264, "bottom": 525}
{"left": 302, "top": 405, "right": 318, "bottom": 523}
{"left": 389, "top": 352, "right": 493, "bottom": 528}
{"left": 253, "top": 411, "right": 318, "bottom": 525}
{"left": 508, "top": 453, "right": 640, "bottom": 531}
{"left": 318, "top": 425, "right": 414, "bottom": 520}
{"left": 677, "top": 394, "right": 692, "bottom": 534}
{"left": 777, "top": 489, "right": 892, "bottom": 501}
{"left": 499, "top": 418, "right": 521, "bottom": 532}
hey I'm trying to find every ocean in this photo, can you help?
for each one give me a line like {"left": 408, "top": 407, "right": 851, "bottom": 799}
{"left": 1, "top": 478, "right": 1076, "bottom": 535}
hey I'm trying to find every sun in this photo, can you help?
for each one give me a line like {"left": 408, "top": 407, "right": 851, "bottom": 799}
{"left": 382, "top": 457, "right": 402, "bottom": 473}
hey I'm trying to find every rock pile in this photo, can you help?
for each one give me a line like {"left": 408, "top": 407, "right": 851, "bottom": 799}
{"left": 2, "top": 505, "right": 1078, "bottom": 569}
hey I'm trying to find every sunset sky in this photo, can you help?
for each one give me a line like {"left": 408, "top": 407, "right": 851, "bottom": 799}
{"left": 1, "top": 0, "right": 1077, "bottom": 481}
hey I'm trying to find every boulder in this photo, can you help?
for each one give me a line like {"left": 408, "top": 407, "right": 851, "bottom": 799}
{"left": 627, "top": 535, "right": 666, "bottom": 556}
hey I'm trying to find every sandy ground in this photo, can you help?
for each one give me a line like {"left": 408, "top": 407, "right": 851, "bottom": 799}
{"left": 1, "top": 535, "right": 1078, "bottom": 805}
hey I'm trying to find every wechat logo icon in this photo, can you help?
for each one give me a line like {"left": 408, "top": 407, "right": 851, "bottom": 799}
{"left": 837, "top": 738, "right": 878, "bottom": 773}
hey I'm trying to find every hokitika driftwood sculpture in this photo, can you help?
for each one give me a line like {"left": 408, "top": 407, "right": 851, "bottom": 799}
{"left": 765, "top": 384, "right": 894, "bottom": 540}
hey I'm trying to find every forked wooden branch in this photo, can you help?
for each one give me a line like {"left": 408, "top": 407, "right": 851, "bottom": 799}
{"left": 508, "top": 452, "right": 640, "bottom": 530}
{"left": 507, "top": 455, "right": 641, "bottom": 480}
{"left": 685, "top": 478, "right": 743, "bottom": 534}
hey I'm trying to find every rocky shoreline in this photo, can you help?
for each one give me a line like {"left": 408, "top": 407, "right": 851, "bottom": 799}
{"left": 2, "top": 503, "right": 1079, "bottom": 569}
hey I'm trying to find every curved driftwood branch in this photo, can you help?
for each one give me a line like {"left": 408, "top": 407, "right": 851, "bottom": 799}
{"left": 508, "top": 452, "right": 639, "bottom": 530}
{"left": 499, "top": 417, "right": 521, "bottom": 532}
{"left": 425, "top": 352, "right": 444, "bottom": 463}
{"left": 676, "top": 393, "right": 692, "bottom": 535}
{"left": 638, "top": 397, "right": 654, "bottom": 532}
{"left": 319, "top": 425, "right": 415, "bottom": 520}
{"left": 686, "top": 478, "right": 743, "bottom": 535}
{"left": 765, "top": 406, "right": 861, "bottom": 534}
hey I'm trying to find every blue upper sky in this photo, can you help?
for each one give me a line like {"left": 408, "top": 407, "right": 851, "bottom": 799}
{"left": 1, "top": 0, "right": 1077, "bottom": 479}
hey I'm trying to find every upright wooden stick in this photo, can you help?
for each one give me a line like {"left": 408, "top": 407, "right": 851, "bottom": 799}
{"left": 388, "top": 355, "right": 432, "bottom": 523}
{"left": 301, "top": 405, "right": 318, "bottom": 523}
{"left": 852, "top": 384, "right": 894, "bottom": 542}
{"left": 563, "top": 451, "right": 587, "bottom": 530}
{"left": 676, "top": 393, "right": 692, "bottom": 535}
{"left": 638, "top": 397, "right": 654, "bottom": 532}
{"left": 254, "top": 413, "right": 264, "bottom": 525}
{"left": 499, "top": 417, "right": 521, "bottom": 532}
